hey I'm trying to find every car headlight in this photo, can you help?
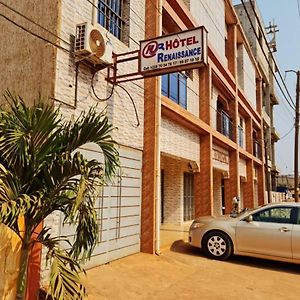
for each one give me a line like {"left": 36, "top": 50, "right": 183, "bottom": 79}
{"left": 190, "top": 222, "right": 205, "bottom": 229}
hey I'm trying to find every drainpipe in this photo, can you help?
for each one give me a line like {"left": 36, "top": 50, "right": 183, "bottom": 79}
{"left": 155, "top": 0, "right": 163, "bottom": 255}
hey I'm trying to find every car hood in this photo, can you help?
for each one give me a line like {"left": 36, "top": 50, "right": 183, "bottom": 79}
{"left": 193, "top": 215, "right": 234, "bottom": 223}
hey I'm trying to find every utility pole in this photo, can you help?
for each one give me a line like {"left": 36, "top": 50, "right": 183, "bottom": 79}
{"left": 285, "top": 70, "right": 300, "bottom": 202}
{"left": 295, "top": 71, "right": 300, "bottom": 202}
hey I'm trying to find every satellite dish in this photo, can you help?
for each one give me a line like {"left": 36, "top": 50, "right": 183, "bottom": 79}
{"left": 89, "top": 29, "right": 105, "bottom": 58}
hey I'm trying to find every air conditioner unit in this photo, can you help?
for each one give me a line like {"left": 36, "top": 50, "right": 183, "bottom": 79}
{"left": 75, "top": 22, "right": 113, "bottom": 66}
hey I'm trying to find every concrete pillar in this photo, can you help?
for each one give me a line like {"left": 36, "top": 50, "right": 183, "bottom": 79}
{"left": 227, "top": 24, "right": 237, "bottom": 78}
{"left": 257, "top": 164, "right": 266, "bottom": 205}
{"left": 195, "top": 133, "right": 213, "bottom": 216}
{"left": 244, "top": 159, "right": 255, "bottom": 208}
{"left": 245, "top": 118, "right": 253, "bottom": 155}
{"left": 141, "top": 0, "right": 161, "bottom": 254}
{"left": 225, "top": 150, "right": 239, "bottom": 214}
{"left": 199, "top": 66, "right": 211, "bottom": 125}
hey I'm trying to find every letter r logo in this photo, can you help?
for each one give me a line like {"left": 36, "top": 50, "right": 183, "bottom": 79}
{"left": 142, "top": 41, "right": 158, "bottom": 58}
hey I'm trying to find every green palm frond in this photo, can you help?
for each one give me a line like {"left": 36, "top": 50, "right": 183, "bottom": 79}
{"left": 0, "top": 91, "right": 119, "bottom": 299}
{"left": 39, "top": 233, "right": 86, "bottom": 300}
{"left": 57, "top": 106, "right": 119, "bottom": 179}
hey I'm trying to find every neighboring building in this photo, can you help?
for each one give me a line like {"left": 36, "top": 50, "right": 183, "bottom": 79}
{"left": 234, "top": 0, "right": 280, "bottom": 201}
{"left": 0, "top": 0, "right": 145, "bottom": 290}
{"left": 0, "top": 0, "right": 281, "bottom": 294}
{"left": 277, "top": 174, "right": 300, "bottom": 199}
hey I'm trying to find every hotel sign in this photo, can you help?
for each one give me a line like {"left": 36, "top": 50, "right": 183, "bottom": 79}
{"left": 139, "top": 26, "right": 207, "bottom": 76}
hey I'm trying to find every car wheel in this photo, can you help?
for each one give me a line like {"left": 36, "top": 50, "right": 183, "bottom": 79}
{"left": 202, "top": 231, "right": 232, "bottom": 260}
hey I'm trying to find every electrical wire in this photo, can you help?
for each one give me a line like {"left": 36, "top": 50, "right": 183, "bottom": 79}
{"left": 0, "top": 1, "right": 71, "bottom": 46}
{"left": 1, "top": 8, "right": 140, "bottom": 128}
{"left": 280, "top": 124, "right": 295, "bottom": 140}
{"left": 297, "top": 0, "right": 300, "bottom": 23}
{"left": 91, "top": 71, "right": 116, "bottom": 101}
{"left": 247, "top": 0, "right": 295, "bottom": 105}
{"left": 131, "top": 0, "right": 294, "bottom": 124}
{"left": 242, "top": 0, "right": 296, "bottom": 110}
{"left": 116, "top": 84, "right": 140, "bottom": 127}
{"left": 0, "top": 13, "right": 72, "bottom": 54}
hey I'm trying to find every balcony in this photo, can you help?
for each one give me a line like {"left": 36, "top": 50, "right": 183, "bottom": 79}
{"left": 253, "top": 140, "right": 261, "bottom": 159}
{"left": 271, "top": 127, "right": 280, "bottom": 141}
{"left": 271, "top": 165, "right": 280, "bottom": 174}
{"left": 217, "top": 111, "right": 233, "bottom": 140}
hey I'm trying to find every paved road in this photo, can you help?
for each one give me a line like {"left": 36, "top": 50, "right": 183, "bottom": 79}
{"left": 85, "top": 241, "right": 300, "bottom": 300}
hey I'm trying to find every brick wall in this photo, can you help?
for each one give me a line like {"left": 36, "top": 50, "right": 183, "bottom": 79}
{"left": 161, "top": 156, "right": 184, "bottom": 224}
{"left": 213, "top": 170, "right": 222, "bottom": 216}
{"left": 160, "top": 116, "right": 200, "bottom": 164}
{"left": 254, "top": 180, "right": 259, "bottom": 207}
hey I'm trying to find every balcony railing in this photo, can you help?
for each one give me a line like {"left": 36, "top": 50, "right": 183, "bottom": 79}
{"left": 217, "top": 111, "right": 233, "bottom": 140}
{"left": 253, "top": 140, "right": 261, "bottom": 159}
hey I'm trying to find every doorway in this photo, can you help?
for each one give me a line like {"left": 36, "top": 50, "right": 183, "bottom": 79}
{"left": 183, "top": 172, "right": 194, "bottom": 221}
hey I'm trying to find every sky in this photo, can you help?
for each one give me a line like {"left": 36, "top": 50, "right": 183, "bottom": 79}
{"left": 234, "top": 0, "right": 300, "bottom": 174}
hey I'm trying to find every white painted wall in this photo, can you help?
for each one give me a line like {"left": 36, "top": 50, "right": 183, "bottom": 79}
{"left": 190, "top": 0, "right": 226, "bottom": 64}
{"left": 237, "top": 44, "right": 256, "bottom": 109}
{"left": 55, "top": 0, "right": 145, "bottom": 150}
{"left": 160, "top": 116, "right": 200, "bottom": 164}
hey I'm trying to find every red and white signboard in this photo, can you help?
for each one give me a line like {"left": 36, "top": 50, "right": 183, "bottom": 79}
{"left": 139, "top": 27, "right": 207, "bottom": 76}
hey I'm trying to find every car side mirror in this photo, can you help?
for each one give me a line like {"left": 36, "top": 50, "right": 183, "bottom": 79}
{"left": 244, "top": 215, "right": 253, "bottom": 223}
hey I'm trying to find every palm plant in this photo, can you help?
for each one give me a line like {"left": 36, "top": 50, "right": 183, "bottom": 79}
{"left": 0, "top": 91, "right": 119, "bottom": 300}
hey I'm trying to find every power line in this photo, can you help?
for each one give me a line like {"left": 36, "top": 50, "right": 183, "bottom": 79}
{"left": 297, "top": 0, "right": 300, "bottom": 22}
{"left": 243, "top": 0, "right": 296, "bottom": 109}
{"left": 139, "top": 0, "right": 295, "bottom": 126}
{"left": 247, "top": 0, "right": 295, "bottom": 105}
{"left": 0, "top": 13, "right": 72, "bottom": 55}
{"left": 0, "top": 1, "right": 71, "bottom": 46}
{"left": 280, "top": 124, "right": 295, "bottom": 140}
{"left": 85, "top": 0, "right": 141, "bottom": 47}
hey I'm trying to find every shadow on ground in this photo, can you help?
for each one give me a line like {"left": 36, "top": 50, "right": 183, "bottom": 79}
{"left": 169, "top": 239, "right": 300, "bottom": 275}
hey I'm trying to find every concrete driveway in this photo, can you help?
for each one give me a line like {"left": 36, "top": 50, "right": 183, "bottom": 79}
{"left": 85, "top": 241, "right": 300, "bottom": 300}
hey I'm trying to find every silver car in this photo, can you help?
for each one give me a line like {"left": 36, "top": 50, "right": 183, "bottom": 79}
{"left": 189, "top": 202, "right": 300, "bottom": 263}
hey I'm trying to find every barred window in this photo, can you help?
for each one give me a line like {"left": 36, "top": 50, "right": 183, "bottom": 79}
{"left": 98, "top": 0, "right": 125, "bottom": 40}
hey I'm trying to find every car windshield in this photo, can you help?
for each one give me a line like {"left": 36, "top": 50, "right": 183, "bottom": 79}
{"left": 230, "top": 204, "right": 269, "bottom": 218}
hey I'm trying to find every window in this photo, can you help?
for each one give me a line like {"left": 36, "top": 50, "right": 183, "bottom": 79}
{"left": 217, "top": 100, "right": 233, "bottom": 140}
{"left": 98, "top": 0, "right": 125, "bottom": 40}
{"left": 238, "top": 117, "right": 244, "bottom": 148}
{"left": 162, "top": 73, "right": 187, "bottom": 109}
{"left": 252, "top": 207, "right": 294, "bottom": 224}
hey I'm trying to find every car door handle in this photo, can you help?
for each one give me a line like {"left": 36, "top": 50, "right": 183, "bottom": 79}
{"left": 279, "top": 227, "right": 291, "bottom": 232}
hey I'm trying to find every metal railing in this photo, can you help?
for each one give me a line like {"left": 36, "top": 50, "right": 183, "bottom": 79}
{"left": 218, "top": 111, "right": 233, "bottom": 140}
{"left": 253, "top": 140, "right": 261, "bottom": 159}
